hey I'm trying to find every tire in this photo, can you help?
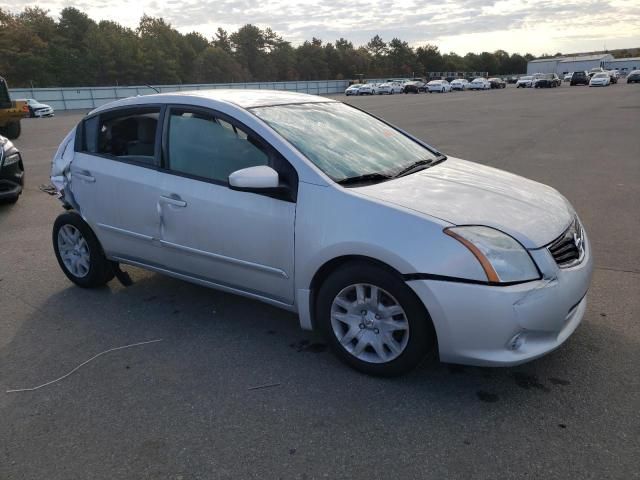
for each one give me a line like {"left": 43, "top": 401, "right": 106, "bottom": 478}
{"left": 1, "top": 121, "right": 21, "bottom": 140}
{"left": 1, "top": 194, "right": 19, "bottom": 204}
{"left": 316, "top": 261, "right": 436, "bottom": 376}
{"left": 52, "top": 212, "right": 115, "bottom": 288}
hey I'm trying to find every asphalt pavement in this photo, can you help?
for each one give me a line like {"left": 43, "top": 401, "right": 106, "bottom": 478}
{"left": 1, "top": 83, "right": 639, "bottom": 479}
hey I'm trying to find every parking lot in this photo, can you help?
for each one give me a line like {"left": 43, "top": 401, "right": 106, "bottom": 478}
{"left": 1, "top": 84, "right": 639, "bottom": 479}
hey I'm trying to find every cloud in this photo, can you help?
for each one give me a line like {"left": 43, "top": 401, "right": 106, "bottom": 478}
{"left": 2, "top": 0, "right": 638, "bottom": 54}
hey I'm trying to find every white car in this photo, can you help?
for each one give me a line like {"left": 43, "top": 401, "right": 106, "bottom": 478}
{"left": 50, "top": 90, "right": 593, "bottom": 376}
{"left": 377, "top": 82, "right": 404, "bottom": 95}
{"left": 589, "top": 72, "right": 611, "bottom": 87}
{"left": 20, "top": 98, "right": 55, "bottom": 117}
{"left": 344, "top": 84, "right": 362, "bottom": 96}
{"left": 357, "top": 84, "right": 376, "bottom": 95}
{"left": 563, "top": 73, "right": 573, "bottom": 82}
{"left": 450, "top": 79, "right": 469, "bottom": 91}
{"left": 426, "top": 80, "right": 451, "bottom": 93}
{"left": 516, "top": 76, "right": 534, "bottom": 88}
{"left": 468, "top": 78, "right": 491, "bottom": 90}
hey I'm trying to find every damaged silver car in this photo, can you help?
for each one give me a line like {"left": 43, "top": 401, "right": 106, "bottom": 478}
{"left": 51, "top": 90, "right": 593, "bottom": 376}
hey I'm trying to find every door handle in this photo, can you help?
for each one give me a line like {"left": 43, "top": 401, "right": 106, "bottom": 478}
{"left": 73, "top": 170, "right": 95, "bottom": 183}
{"left": 160, "top": 195, "right": 187, "bottom": 207}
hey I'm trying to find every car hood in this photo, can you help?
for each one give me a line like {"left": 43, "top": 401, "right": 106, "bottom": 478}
{"left": 354, "top": 157, "right": 573, "bottom": 248}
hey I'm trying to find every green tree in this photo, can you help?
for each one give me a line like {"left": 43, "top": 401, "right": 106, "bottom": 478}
{"left": 416, "top": 44, "right": 443, "bottom": 73}
{"left": 366, "top": 34, "right": 387, "bottom": 75}
{"left": 296, "top": 39, "right": 329, "bottom": 80}
{"left": 213, "top": 28, "right": 231, "bottom": 53}
{"left": 137, "top": 15, "right": 182, "bottom": 84}
{"left": 194, "top": 46, "right": 245, "bottom": 83}
{"left": 230, "top": 24, "right": 272, "bottom": 81}
{"left": 388, "top": 38, "right": 416, "bottom": 76}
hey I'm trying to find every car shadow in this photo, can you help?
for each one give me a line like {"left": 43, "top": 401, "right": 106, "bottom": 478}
{"left": 2, "top": 264, "right": 602, "bottom": 413}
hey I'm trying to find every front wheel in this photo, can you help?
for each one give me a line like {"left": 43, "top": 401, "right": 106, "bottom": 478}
{"left": 53, "top": 212, "right": 115, "bottom": 288}
{"left": 316, "top": 262, "right": 436, "bottom": 376}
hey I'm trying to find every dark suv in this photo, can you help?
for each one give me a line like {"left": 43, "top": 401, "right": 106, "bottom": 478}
{"left": 534, "top": 73, "right": 561, "bottom": 88}
{"left": 570, "top": 71, "right": 589, "bottom": 86}
{"left": 627, "top": 70, "right": 640, "bottom": 83}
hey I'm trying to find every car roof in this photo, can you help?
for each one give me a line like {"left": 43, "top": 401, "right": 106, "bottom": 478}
{"left": 92, "top": 89, "right": 337, "bottom": 113}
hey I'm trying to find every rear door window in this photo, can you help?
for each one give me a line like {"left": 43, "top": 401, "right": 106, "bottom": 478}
{"left": 98, "top": 109, "right": 160, "bottom": 164}
{"left": 79, "top": 108, "right": 161, "bottom": 166}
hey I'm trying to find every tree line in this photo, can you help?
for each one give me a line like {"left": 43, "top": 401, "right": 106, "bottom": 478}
{"left": 1, "top": 7, "right": 539, "bottom": 88}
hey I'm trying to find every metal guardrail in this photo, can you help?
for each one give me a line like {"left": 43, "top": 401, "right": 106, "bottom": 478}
{"left": 9, "top": 80, "right": 350, "bottom": 111}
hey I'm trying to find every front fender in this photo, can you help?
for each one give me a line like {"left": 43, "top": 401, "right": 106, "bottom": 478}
{"left": 294, "top": 182, "right": 488, "bottom": 296}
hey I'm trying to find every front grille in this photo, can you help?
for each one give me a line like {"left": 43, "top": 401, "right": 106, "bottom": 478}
{"left": 548, "top": 218, "right": 585, "bottom": 268}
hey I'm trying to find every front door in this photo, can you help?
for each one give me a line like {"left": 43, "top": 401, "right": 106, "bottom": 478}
{"left": 156, "top": 106, "right": 296, "bottom": 304}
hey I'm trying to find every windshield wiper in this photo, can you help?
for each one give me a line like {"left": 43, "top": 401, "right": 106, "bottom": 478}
{"left": 337, "top": 172, "right": 392, "bottom": 186}
{"left": 393, "top": 158, "right": 434, "bottom": 178}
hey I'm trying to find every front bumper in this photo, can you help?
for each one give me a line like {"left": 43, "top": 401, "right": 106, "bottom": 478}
{"left": 33, "top": 107, "right": 54, "bottom": 117}
{"left": 407, "top": 233, "right": 594, "bottom": 366}
{"left": 0, "top": 154, "right": 25, "bottom": 199}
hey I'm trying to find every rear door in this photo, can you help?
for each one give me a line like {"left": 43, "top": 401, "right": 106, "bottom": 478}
{"left": 70, "top": 106, "right": 166, "bottom": 264}
{"left": 155, "top": 106, "right": 297, "bottom": 304}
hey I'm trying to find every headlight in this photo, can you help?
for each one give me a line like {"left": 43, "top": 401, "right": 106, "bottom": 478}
{"left": 445, "top": 226, "right": 540, "bottom": 284}
{"left": 2, "top": 153, "right": 20, "bottom": 167}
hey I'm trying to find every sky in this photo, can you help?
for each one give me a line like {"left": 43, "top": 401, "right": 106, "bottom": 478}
{"left": 4, "top": 0, "right": 640, "bottom": 56}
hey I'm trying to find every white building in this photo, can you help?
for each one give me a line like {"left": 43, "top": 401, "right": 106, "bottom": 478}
{"left": 526, "top": 57, "right": 562, "bottom": 74}
{"left": 556, "top": 54, "right": 614, "bottom": 75}
{"left": 527, "top": 53, "right": 615, "bottom": 75}
{"left": 603, "top": 57, "right": 640, "bottom": 75}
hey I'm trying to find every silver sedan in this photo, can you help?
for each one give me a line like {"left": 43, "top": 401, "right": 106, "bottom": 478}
{"left": 51, "top": 90, "right": 593, "bottom": 376}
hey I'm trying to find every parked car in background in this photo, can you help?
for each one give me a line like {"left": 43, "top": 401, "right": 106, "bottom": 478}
{"left": 534, "top": 73, "right": 561, "bottom": 88}
{"left": 450, "top": 79, "right": 469, "bottom": 91}
{"left": 377, "top": 82, "right": 404, "bottom": 95}
{"left": 589, "top": 72, "right": 611, "bottom": 87}
{"left": 426, "top": 80, "right": 451, "bottom": 93}
{"left": 468, "top": 77, "right": 491, "bottom": 90}
{"left": 403, "top": 81, "right": 426, "bottom": 94}
{"left": 507, "top": 76, "right": 518, "bottom": 84}
{"left": 19, "top": 98, "right": 55, "bottom": 117}
{"left": 357, "top": 84, "right": 376, "bottom": 95}
{"left": 626, "top": 70, "right": 640, "bottom": 83}
{"left": 0, "top": 134, "right": 24, "bottom": 204}
{"left": 607, "top": 71, "right": 618, "bottom": 84}
{"left": 50, "top": 89, "right": 593, "bottom": 376}
{"left": 345, "top": 84, "right": 361, "bottom": 96}
{"left": 570, "top": 71, "right": 590, "bottom": 86}
{"left": 488, "top": 78, "right": 506, "bottom": 89}
{"left": 563, "top": 73, "right": 573, "bottom": 82}
{"left": 516, "top": 76, "right": 534, "bottom": 88}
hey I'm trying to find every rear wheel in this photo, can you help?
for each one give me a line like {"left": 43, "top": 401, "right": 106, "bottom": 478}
{"left": 316, "top": 262, "right": 436, "bottom": 376}
{"left": 53, "top": 212, "right": 114, "bottom": 288}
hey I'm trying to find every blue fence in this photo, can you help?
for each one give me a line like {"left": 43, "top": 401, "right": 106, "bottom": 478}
{"left": 9, "top": 80, "right": 351, "bottom": 111}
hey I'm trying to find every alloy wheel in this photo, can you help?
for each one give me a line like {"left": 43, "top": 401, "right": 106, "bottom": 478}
{"left": 57, "top": 224, "right": 91, "bottom": 278}
{"left": 330, "top": 283, "right": 410, "bottom": 363}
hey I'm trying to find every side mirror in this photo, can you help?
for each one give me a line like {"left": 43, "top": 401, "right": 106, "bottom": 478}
{"left": 229, "top": 165, "right": 279, "bottom": 190}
